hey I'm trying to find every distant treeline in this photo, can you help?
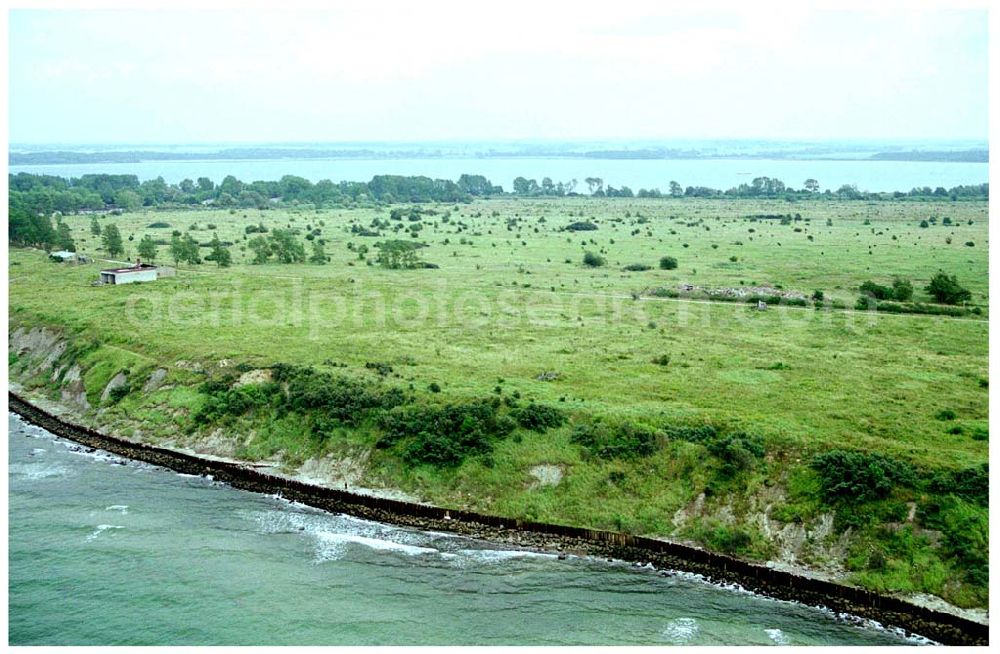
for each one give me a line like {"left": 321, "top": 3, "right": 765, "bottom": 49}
{"left": 869, "top": 149, "right": 988, "bottom": 163}
{"left": 7, "top": 171, "right": 990, "bottom": 223}
{"left": 9, "top": 148, "right": 428, "bottom": 165}
{"left": 11, "top": 148, "right": 988, "bottom": 164}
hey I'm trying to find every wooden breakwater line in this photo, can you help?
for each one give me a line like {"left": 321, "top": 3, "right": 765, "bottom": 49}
{"left": 8, "top": 392, "right": 988, "bottom": 646}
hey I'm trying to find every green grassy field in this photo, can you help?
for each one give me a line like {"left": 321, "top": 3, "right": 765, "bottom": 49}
{"left": 8, "top": 196, "right": 989, "bottom": 607}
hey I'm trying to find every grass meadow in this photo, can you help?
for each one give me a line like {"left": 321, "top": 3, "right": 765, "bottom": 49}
{"left": 8, "top": 196, "right": 989, "bottom": 606}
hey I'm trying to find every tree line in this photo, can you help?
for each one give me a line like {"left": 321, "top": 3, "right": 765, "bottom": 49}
{"left": 8, "top": 171, "right": 989, "bottom": 250}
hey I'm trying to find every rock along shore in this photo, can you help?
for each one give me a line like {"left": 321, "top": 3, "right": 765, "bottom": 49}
{"left": 8, "top": 391, "right": 987, "bottom": 646}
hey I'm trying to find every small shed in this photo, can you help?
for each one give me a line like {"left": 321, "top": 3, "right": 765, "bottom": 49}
{"left": 99, "top": 262, "right": 159, "bottom": 285}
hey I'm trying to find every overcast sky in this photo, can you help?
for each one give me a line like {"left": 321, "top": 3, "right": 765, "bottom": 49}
{"left": 8, "top": 3, "right": 989, "bottom": 144}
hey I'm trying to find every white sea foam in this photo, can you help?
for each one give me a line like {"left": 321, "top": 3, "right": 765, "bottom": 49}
{"left": 312, "top": 531, "right": 438, "bottom": 561}
{"left": 30, "top": 448, "right": 47, "bottom": 455}
{"left": 105, "top": 505, "right": 129, "bottom": 514}
{"left": 662, "top": 617, "right": 700, "bottom": 643}
{"left": 86, "top": 524, "right": 124, "bottom": 541}
{"left": 449, "top": 548, "right": 557, "bottom": 565}
{"left": 9, "top": 462, "right": 71, "bottom": 480}
{"left": 765, "top": 628, "right": 789, "bottom": 645}
{"left": 814, "top": 606, "right": 938, "bottom": 645}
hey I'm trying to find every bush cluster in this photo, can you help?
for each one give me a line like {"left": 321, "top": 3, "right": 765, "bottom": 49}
{"left": 274, "top": 364, "right": 407, "bottom": 426}
{"left": 377, "top": 398, "right": 515, "bottom": 465}
{"left": 706, "top": 433, "right": 766, "bottom": 477}
{"left": 810, "top": 450, "right": 915, "bottom": 504}
{"left": 570, "top": 420, "right": 661, "bottom": 459}
{"left": 928, "top": 463, "right": 988, "bottom": 506}
{"left": 510, "top": 403, "right": 566, "bottom": 432}
{"left": 194, "top": 380, "right": 279, "bottom": 424}
{"left": 925, "top": 272, "right": 972, "bottom": 305}
{"left": 859, "top": 278, "right": 913, "bottom": 301}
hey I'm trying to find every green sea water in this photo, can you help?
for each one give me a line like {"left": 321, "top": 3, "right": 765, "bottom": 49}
{"left": 7, "top": 413, "right": 921, "bottom": 646}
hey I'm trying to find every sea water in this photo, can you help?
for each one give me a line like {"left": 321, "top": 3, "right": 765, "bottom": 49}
{"left": 7, "top": 412, "right": 921, "bottom": 646}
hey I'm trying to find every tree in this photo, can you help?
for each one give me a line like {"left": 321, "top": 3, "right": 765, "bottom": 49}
{"left": 582, "top": 251, "right": 606, "bottom": 267}
{"left": 804, "top": 179, "right": 820, "bottom": 192}
{"left": 925, "top": 272, "right": 971, "bottom": 305}
{"left": 376, "top": 239, "right": 422, "bottom": 269}
{"left": 248, "top": 236, "right": 271, "bottom": 264}
{"left": 204, "top": 233, "right": 231, "bottom": 267}
{"left": 55, "top": 222, "right": 76, "bottom": 252}
{"left": 512, "top": 176, "right": 538, "bottom": 196}
{"left": 181, "top": 234, "right": 201, "bottom": 264}
{"left": 669, "top": 181, "right": 683, "bottom": 197}
{"left": 8, "top": 206, "right": 56, "bottom": 249}
{"left": 90, "top": 216, "right": 102, "bottom": 236}
{"left": 115, "top": 189, "right": 142, "bottom": 211}
{"left": 584, "top": 177, "right": 604, "bottom": 195}
{"left": 169, "top": 233, "right": 200, "bottom": 264}
{"left": 170, "top": 234, "right": 184, "bottom": 265}
{"left": 891, "top": 277, "right": 913, "bottom": 302}
{"left": 102, "top": 223, "right": 124, "bottom": 258}
{"left": 659, "top": 256, "right": 678, "bottom": 270}
{"left": 137, "top": 235, "right": 158, "bottom": 263}
{"left": 267, "top": 229, "right": 306, "bottom": 263}
{"left": 309, "top": 240, "right": 327, "bottom": 264}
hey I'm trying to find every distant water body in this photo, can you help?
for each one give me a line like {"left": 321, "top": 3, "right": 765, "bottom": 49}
{"left": 8, "top": 412, "right": 921, "bottom": 646}
{"left": 8, "top": 157, "right": 988, "bottom": 193}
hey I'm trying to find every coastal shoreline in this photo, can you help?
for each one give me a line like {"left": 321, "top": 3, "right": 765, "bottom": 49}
{"left": 7, "top": 390, "right": 988, "bottom": 646}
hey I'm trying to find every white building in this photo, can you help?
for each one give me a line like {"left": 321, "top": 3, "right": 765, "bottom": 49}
{"left": 99, "top": 263, "right": 159, "bottom": 285}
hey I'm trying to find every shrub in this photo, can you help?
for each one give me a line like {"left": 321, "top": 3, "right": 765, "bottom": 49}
{"left": 147, "top": 222, "right": 171, "bottom": 228}
{"left": 107, "top": 384, "right": 131, "bottom": 404}
{"left": 365, "top": 361, "right": 394, "bottom": 377}
{"left": 377, "top": 398, "right": 515, "bottom": 465}
{"left": 272, "top": 365, "right": 408, "bottom": 426}
{"left": 651, "top": 354, "right": 671, "bottom": 366}
{"left": 928, "top": 464, "right": 988, "bottom": 506}
{"left": 194, "top": 381, "right": 279, "bottom": 424}
{"left": 623, "top": 263, "right": 652, "bottom": 271}
{"left": 582, "top": 251, "right": 606, "bottom": 267}
{"left": 565, "top": 221, "right": 598, "bottom": 232}
{"left": 649, "top": 287, "right": 679, "bottom": 298}
{"left": 510, "top": 403, "right": 567, "bottom": 432}
{"left": 428, "top": 382, "right": 441, "bottom": 393}
{"left": 664, "top": 423, "right": 718, "bottom": 443}
{"left": 891, "top": 278, "right": 914, "bottom": 301}
{"left": 812, "top": 289, "right": 825, "bottom": 301}
{"left": 707, "top": 433, "right": 765, "bottom": 477}
{"left": 936, "top": 409, "right": 957, "bottom": 421}
{"left": 859, "top": 280, "right": 894, "bottom": 300}
{"left": 570, "top": 420, "right": 661, "bottom": 459}
{"left": 919, "top": 219, "right": 929, "bottom": 228}
{"left": 696, "top": 523, "right": 755, "bottom": 556}
{"left": 811, "top": 450, "right": 915, "bottom": 504}
{"left": 659, "top": 256, "right": 678, "bottom": 270}
{"left": 925, "top": 272, "right": 971, "bottom": 305}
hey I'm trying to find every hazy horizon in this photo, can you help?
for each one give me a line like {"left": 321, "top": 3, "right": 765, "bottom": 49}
{"left": 9, "top": 4, "right": 989, "bottom": 144}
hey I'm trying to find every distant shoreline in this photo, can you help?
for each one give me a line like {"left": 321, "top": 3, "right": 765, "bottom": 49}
{"left": 10, "top": 149, "right": 989, "bottom": 166}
